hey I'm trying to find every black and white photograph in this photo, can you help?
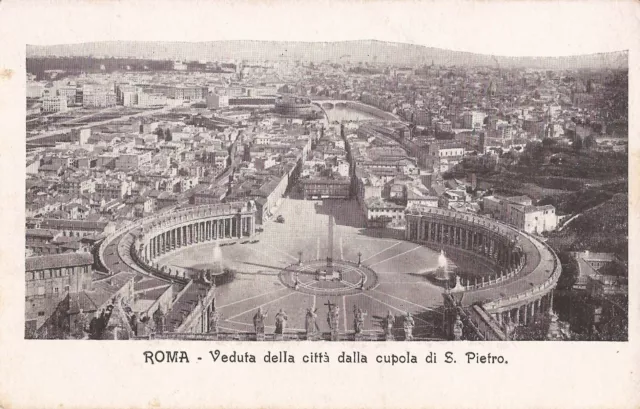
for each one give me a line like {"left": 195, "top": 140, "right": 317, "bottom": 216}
{"left": 1, "top": 1, "right": 639, "bottom": 409}
{"left": 24, "top": 41, "right": 628, "bottom": 342}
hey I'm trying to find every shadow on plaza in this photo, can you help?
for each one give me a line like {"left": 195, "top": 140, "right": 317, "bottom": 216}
{"left": 241, "top": 261, "right": 286, "bottom": 271}
{"left": 313, "top": 199, "right": 366, "bottom": 228}
{"left": 354, "top": 226, "right": 406, "bottom": 241}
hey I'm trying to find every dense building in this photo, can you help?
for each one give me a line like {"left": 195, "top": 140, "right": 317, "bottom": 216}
{"left": 95, "top": 180, "right": 128, "bottom": 200}
{"left": 573, "top": 251, "right": 627, "bottom": 294}
{"left": 275, "top": 94, "right": 317, "bottom": 117}
{"left": 58, "top": 176, "right": 94, "bottom": 196}
{"left": 168, "top": 86, "right": 207, "bottom": 101}
{"left": 25, "top": 252, "right": 94, "bottom": 338}
{"left": 41, "top": 96, "right": 68, "bottom": 113}
{"left": 206, "top": 93, "right": 229, "bottom": 109}
{"left": 115, "top": 152, "right": 152, "bottom": 170}
{"left": 228, "top": 96, "right": 276, "bottom": 107}
{"left": 425, "top": 140, "right": 465, "bottom": 159}
{"left": 26, "top": 218, "right": 113, "bottom": 237}
{"left": 137, "top": 92, "right": 167, "bottom": 107}
{"left": 483, "top": 195, "right": 558, "bottom": 234}
{"left": 462, "top": 111, "right": 485, "bottom": 130}
{"left": 57, "top": 86, "right": 78, "bottom": 105}
{"left": 25, "top": 228, "right": 87, "bottom": 256}
{"left": 363, "top": 197, "right": 406, "bottom": 226}
{"left": 300, "top": 178, "right": 351, "bottom": 200}
{"left": 83, "top": 89, "right": 117, "bottom": 108}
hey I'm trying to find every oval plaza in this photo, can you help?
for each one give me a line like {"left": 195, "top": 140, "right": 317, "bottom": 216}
{"left": 92, "top": 194, "right": 561, "bottom": 341}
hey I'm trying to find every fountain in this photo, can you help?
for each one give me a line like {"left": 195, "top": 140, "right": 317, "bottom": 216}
{"left": 436, "top": 250, "right": 449, "bottom": 280}
{"left": 426, "top": 249, "right": 457, "bottom": 290}
{"left": 212, "top": 241, "right": 224, "bottom": 274}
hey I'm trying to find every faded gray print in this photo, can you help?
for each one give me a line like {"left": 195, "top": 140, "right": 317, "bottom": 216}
{"left": 24, "top": 41, "right": 628, "bottom": 342}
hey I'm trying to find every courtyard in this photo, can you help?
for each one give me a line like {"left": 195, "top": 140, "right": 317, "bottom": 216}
{"left": 159, "top": 198, "right": 447, "bottom": 338}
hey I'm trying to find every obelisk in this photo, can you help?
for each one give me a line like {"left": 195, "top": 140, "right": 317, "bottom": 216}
{"left": 327, "top": 215, "right": 334, "bottom": 273}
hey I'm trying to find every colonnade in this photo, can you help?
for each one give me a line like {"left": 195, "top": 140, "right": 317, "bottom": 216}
{"left": 491, "top": 291, "right": 554, "bottom": 327}
{"left": 143, "top": 214, "right": 255, "bottom": 262}
{"left": 406, "top": 210, "right": 560, "bottom": 337}
{"left": 405, "top": 214, "right": 522, "bottom": 273}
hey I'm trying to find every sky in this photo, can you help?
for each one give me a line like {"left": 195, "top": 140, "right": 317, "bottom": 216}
{"left": 2, "top": 0, "right": 638, "bottom": 58}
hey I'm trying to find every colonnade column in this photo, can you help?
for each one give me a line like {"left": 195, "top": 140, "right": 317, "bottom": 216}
{"left": 465, "top": 229, "right": 470, "bottom": 250}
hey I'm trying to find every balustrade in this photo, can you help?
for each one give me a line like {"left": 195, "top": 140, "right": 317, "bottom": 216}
{"left": 405, "top": 209, "right": 561, "bottom": 312}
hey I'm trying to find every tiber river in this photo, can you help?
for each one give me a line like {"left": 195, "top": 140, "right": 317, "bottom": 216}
{"left": 323, "top": 106, "right": 381, "bottom": 122}
{"left": 313, "top": 101, "right": 393, "bottom": 124}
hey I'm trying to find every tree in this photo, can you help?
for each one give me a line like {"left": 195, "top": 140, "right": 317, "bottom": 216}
{"left": 573, "top": 136, "right": 583, "bottom": 151}
{"left": 523, "top": 140, "right": 544, "bottom": 164}
{"left": 154, "top": 127, "right": 164, "bottom": 138}
{"left": 556, "top": 252, "right": 579, "bottom": 291}
{"left": 542, "top": 137, "right": 556, "bottom": 150}
{"left": 583, "top": 135, "right": 596, "bottom": 149}
{"left": 164, "top": 128, "right": 172, "bottom": 142}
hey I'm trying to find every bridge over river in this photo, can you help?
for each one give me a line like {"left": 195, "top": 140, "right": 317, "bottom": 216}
{"left": 309, "top": 98, "right": 403, "bottom": 122}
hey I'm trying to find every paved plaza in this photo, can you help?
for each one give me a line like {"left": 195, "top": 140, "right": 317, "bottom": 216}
{"left": 160, "top": 198, "right": 447, "bottom": 338}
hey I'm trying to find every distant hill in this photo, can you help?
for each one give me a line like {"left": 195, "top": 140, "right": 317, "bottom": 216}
{"left": 26, "top": 40, "right": 628, "bottom": 70}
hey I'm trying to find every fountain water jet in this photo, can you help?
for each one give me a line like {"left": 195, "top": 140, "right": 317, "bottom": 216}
{"left": 212, "top": 240, "right": 224, "bottom": 274}
{"left": 436, "top": 250, "right": 450, "bottom": 281}
{"left": 438, "top": 250, "right": 448, "bottom": 271}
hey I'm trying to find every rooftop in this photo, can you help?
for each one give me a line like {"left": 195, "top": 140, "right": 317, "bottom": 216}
{"left": 25, "top": 252, "right": 94, "bottom": 271}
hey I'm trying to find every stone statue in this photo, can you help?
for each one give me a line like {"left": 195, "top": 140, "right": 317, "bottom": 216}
{"left": 153, "top": 308, "right": 165, "bottom": 334}
{"left": 453, "top": 314, "right": 464, "bottom": 341}
{"left": 504, "top": 316, "right": 516, "bottom": 341}
{"left": 385, "top": 310, "right": 395, "bottom": 337}
{"left": 275, "top": 309, "right": 288, "bottom": 335}
{"left": 353, "top": 306, "right": 367, "bottom": 334}
{"left": 327, "top": 304, "right": 340, "bottom": 332}
{"left": 253, "top": 307, "right": 267, "bottom": 338}
{"left": 403, "top": 312, "right": 415, "bottom": 341}
{"left": 209, "top": 310, "right": 220, "bottom": 334}
{"left": 305, "top": 308, "right": 318, "bottom": 337}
